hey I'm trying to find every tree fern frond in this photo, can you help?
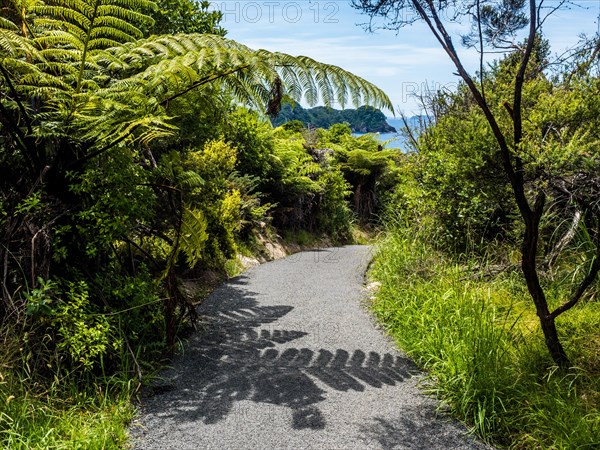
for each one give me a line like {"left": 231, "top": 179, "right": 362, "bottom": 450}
{"left": 0, "top": 23, "right": 38, "bottom": 58}
{"left": 179, "top": 206, "right": 208, "bottom": 267}
{"left": 30, "top": 0, "right": 155, "bottom": 96}
{"left": 24, "top": 86, "right": 72, "bottom": 100}
{"left": 177, "top": 170, "right": 204, "bottom": 190}
{"left": 33, "top": 5, "right": 93, "bottom": 30}
{"left": 39, "top": 48, "right": 82, "bottom": 63}
{"left": 59, "top": 0, "right": 96, "bottom": 17}
{"left": 88, "top": 37, "right": 123, "bottom": 49}
{"left": 299, "top": 163, "right": 323, "bottom": 177}
{"left": 19, "top": 72, "right": 72, "bottom": 91}
{"left": 0, "top": 16, "right": 19, "bottom": 32}
{"left": 89, "top": 26, "right": 134, "bottom": 43}
{"left": 108, "top": 0, "right": 157, "bottom": 11}
{"left": 95, "top": 5, "right": 150, "bottom": 33}
{"left": 34, "top": 27, "right": 87, "bottom": 49}
{"left": 103, "top": 34, "right": 393, "bottom": 116}
{"left": 93, "top": 12, "right": 144, "bottom": 38}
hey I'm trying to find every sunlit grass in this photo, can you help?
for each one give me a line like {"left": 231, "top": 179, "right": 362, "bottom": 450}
{"left": 0, "top": 373, "right": 134, "bottom": 449}
{"left": 0, "top": 326, "right": 135, "bottom": 450}
{"left": 370, "top": 224, "right": 600, "bottom": 449}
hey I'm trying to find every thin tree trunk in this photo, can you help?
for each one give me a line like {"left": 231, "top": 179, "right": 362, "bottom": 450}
{"left": 521, "top": 212, "right": 571, "bottom": 367}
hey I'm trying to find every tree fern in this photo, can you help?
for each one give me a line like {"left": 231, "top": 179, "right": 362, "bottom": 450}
{"left": 3, "top": 1, "right": 393, "bottom": 169}
{"left": 105, "top": 34, "right": 393, "bottom": 112}
{"left": 31, "top": 0, "right": 155, "bottom": 92}
{"left": 179, "top": 206, "right": 208, "bottom": 267}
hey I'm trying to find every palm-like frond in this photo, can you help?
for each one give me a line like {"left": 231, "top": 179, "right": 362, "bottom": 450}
{"left": 102, "top": 34, "right": 393, "bottom": 111}
{"left": 2, "top": 2, "right": 393, "bottom": 163}
{"left": 179, "top": 206, "right": 208, "bottom": 267}
{"left": 30, "top": 0, "right": 155, "bottom": 93}
{"left": 0, "top": 18, "right": 37, "bottom": 58}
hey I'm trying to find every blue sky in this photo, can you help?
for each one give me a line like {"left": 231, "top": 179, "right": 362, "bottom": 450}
{"left": 209, "top": 1, "right": 599, "bottom": 115}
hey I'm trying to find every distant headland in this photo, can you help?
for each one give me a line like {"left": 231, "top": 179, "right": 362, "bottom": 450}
{"left": 271, "top": 102, "right": 397, "bottom": 133}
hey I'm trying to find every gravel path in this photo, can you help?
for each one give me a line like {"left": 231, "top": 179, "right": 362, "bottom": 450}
{"left": 131, "top": 246, "right": 490, "bottom": 449}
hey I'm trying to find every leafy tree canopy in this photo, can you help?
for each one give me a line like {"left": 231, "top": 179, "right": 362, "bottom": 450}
{"left": 148, "top": 0, "right": 226, "bottom": 36}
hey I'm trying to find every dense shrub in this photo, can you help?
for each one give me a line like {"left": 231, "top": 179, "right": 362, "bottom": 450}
{"left": 388, "top": 54, "right": 600, "bottom": 258}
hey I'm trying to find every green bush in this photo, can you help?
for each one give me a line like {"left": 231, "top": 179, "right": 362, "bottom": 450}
{"left": 184, "top": 139, "right": 241, "bottom": 264}
{"left": 315, "top": 169, "right": 353, "bottom": 240}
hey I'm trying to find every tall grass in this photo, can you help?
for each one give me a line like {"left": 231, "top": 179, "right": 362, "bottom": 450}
{"left": 370, "top": 224, "right": 600, "bottom": 449}
{"left": 0, "top": 323, "right": 135, "bottom": 449}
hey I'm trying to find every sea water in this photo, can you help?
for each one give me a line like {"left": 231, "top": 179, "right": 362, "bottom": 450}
{"left": 352, "top": 132, "right": 407, "bottom": 149}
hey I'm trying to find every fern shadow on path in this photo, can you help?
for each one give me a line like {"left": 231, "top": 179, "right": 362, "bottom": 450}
{"left": 131, "top": 246, "right": 491, "bottom": 450}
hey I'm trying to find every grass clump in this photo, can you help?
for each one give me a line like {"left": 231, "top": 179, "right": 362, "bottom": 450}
{"left": 0, "top": 386, "right": 133, "bottom": 450}
{"left": 0, "top": 324, "right": 135, "bottom": 449}
{"left": 370, "top": 224, "right": 600, "bottom": 449}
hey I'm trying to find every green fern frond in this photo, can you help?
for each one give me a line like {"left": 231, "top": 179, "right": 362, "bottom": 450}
{"left": 177, "top": 170, "right": 204, "bottom": 190}
{"left": 0, "top": 16, "right": 19, "bottom": 32}
{"left": 0, "top": 20, "right": 38, "bottom": 58}
{"left": 299, "top": 163, "right": 323, "bottom": 176}
{"left": 102, "top": 34, "right": 393, "bottom": 115}
{"left": 179, "top": 206, "right": 208, "bottom": 267}
{"left": 31, "top": 0, "right": 155, "bottom": 94}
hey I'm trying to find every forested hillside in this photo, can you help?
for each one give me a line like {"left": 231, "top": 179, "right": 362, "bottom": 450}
{"left": 271, "top": 102, "right": 396, "bottom": 133}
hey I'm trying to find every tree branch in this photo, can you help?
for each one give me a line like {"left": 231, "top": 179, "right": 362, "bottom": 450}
{"left": 413, "top": 0, "right": 529, "bottom": 216}
{"left": 550, "top": 241, "right": 600, "bottom": 319}
{"left": 476, "top": 0, "right": 486, "bottom": 103}
{"left": 159, "top": 65, "right": 250, "bottom": 106}
{"left": 66, "top": 133, "right": 130, "bottom": 170}
{"left": 513, "top": 0, "right": 537, "bottom": 148}
{"left": 545, "top": 209, "right": 582, "bottom": 272}
{"left": 400, "top": 112, "right": 419, "bottom": 150}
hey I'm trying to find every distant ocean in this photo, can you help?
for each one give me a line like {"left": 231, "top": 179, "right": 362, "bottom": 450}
{"left": 352, "top": 131, "right": 406, "bottom": 149}
{"left": 351, "top": 118, "right": 412, "bottom": 150}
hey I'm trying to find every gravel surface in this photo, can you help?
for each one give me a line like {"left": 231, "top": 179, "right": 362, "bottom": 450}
{"left": 131, "top": 245, "right": 490, "bottom": 449}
